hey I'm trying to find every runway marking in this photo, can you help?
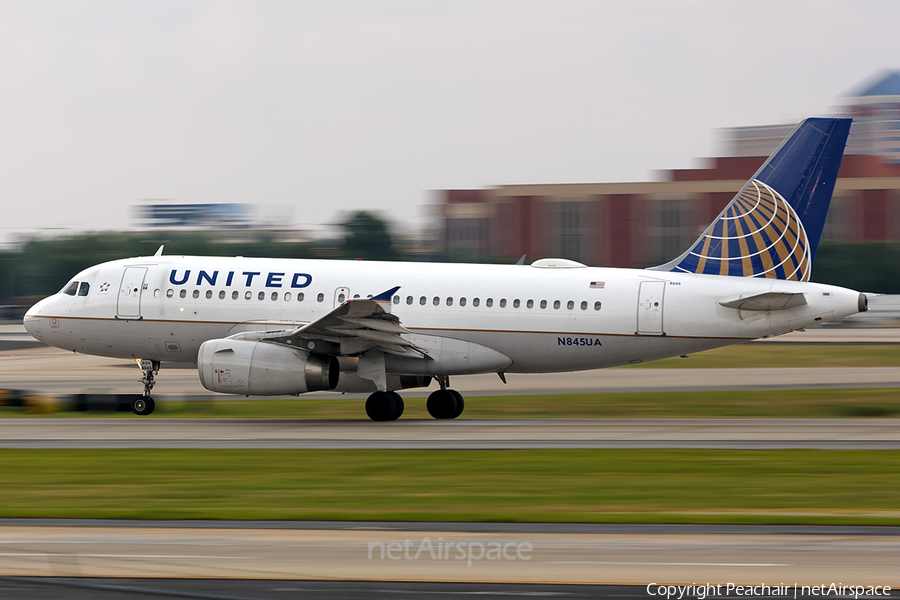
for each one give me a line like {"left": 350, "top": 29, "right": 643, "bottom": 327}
{"left": 0, "top": 553, "right": 251, "bottom": 559}
{"left": 552, "top": 561, "right": 791, "bottom": 567}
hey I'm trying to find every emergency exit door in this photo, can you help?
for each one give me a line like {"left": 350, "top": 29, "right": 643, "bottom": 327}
{"left": 334, "top": 287, "right": 350, "bottom": 308}
{"left": 637, "top": 280, "right": 665, "bottom": 336}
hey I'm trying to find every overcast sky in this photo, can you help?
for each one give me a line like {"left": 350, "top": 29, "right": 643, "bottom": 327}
{"left": 0, "top": 0, "right": 897, "bottom": 244}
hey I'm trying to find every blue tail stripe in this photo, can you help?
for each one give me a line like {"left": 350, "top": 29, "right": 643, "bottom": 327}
{"left": 654, "top": 117, "right": 850, "bottom": 281}
{"left": 755, "top": 118, "right": 851, "bottom": 262}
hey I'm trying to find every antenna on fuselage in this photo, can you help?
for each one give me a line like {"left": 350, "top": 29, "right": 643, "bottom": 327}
{"left": 154, "top": 245, "right": 164, "bottom": 257}
{"left": 515, "top": 254, "right": 526, "bottom": 266}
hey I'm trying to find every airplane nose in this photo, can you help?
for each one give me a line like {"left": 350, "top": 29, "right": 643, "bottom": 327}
{"left": 23, "top": 299, "right": 47, "bottom": 343}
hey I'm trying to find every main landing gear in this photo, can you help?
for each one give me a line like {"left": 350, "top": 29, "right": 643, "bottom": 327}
{"left": 364, "top": 376, "right": 465, "bottom": 422}
{"left": 132, "top": 359, "right": 159, "bottom": 416}
{"left": 426, "top": 389, "right": 464, "bottom": 420}
{"left": 365, "top": 391, "right": 404, "bottom": 422}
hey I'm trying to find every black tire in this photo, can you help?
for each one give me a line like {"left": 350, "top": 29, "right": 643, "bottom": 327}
{"left": 426, "top": 389, "right": 458, "bottom": 420}
{"left": 448, "top": 389, "right": 464, "bottom": 419}
{"left": 145, "top": 397, "right": 156, "bottom": 415}
{"left": 388, "top": 392, "right": 404, "bottom": 421}
{"left": 74, "top": 394, "right": 89, "bottom": 412}
{"left": 366, "top": 391, "right": 397, "bottom": 422}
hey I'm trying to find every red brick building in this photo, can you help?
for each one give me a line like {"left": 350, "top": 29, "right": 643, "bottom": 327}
{"left": 440, "top": 71, "right": 900, "bottom": 268}
{"left": 440, "top": 155, "right": 900, "bottom": 268}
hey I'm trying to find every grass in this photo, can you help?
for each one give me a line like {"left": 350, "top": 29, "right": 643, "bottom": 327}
{"left": 622, "top": 342, "right": 900, "bottom": 369}
{"left": 5, "top": 387, "right": 900, "bottom": 419}
{"left": 0, "top": 449, "right": 897, "bottom": 525}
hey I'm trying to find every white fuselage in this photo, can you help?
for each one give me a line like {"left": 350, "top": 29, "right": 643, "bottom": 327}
{"left": 24, "top": 255, "right": 863, "bottom": 376}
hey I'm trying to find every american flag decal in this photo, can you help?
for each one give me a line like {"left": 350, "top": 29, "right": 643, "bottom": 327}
{"left": 589, "top": 281, "right": 605, "bottom": 289}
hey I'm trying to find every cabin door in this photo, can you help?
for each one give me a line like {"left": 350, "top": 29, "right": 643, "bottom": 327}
{"left": 117, "top": 267, "right": 147, "bottom": 320}
{"left": 637, "top": 280, "right": 665, "bottom": 336}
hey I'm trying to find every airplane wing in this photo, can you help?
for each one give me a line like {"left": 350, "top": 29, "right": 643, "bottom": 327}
{"left": 719, "top": 291, "right": 808, "bottom": 311}
{"left": 231, "top": 286, "right": 428, "bottom": 358}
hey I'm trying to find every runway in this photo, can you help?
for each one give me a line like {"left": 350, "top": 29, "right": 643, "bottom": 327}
{"left": 0, "top": 577, "right": 618, "bottom": 600}
{"left": 2, "top": 417, "right": 900, "bottom": 449}
{"left": 4, "top": 343, "right": 900, "bottom": 400}
{"left": 4, "top": 328, "right": 900, "bottom": 595}
{"left": 1, "top": 521, "right": 898, "bottom": 587}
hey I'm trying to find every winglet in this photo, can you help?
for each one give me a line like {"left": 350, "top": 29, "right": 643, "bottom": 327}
{"left": 371, "top": 286, "right": 401, "bottom": 303}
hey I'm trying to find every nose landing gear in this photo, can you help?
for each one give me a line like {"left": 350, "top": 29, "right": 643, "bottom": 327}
{"left": 133, "top": 359, "right": 159, "bottom": 416}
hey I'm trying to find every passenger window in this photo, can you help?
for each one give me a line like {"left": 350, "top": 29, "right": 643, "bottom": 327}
{"left": 245, "top": 291, "right": 252, "bottom": 300}
{"left": 63, "top": 281, "right": 78, "bottom": 296}
{"left": 193, "top": 290, "right": 200, "bottom": 299}
{"left": 420, "top": 296, "right": 426, "bottom": 305}
{"left": 317, "top": 293, "right": 324, "bottom": 302}
{"left": 513, "top": 299, "right": 520, "bottom": 308}
{"left": 153, "top": 289, "right": 160, "bottom": 298}
{"left": 180, "top": 289, "right": 187, "bottom": 299}
{"left": 284, "top": 292, "right": 292, "bottom": 302}
{"left": 219, "top": 290, "right": 226, "bottom": 300}
{"left": 297, "top": 292, "right": 304, "bottom": 301}
{"left": 206, "top": 290, "right": 213, "bottom": 299}
{"left": 258, "top": 292, "right": 265, "bottom": 301}
{"left": 554, "top": 300, "right": 561, "bottom": 310}
{"left": 406, "top": 296, "right": 413, "bottom": 305}
{"left": 433, "top": 297, "right": 440, "bottom": 306}
{"left": 353, "top": 294, "right": 360, "bottom": 299}
{"left": 232, "top": 291, "right": 239, "bottom": 300}
{"left": 473, "top": 298, "right": 480, "bottom": 307}
{"left": 460, "top": 297, "right": 467, "bottom": 307}
{"left": 271, "top": 292, "right": 278, "bottom": 301}
{"left": 540, "top": 300, "right": 547, "bottom": 309}
{"left": 594, "top": 301, "right": 602, "bottom": 311}
{"left": 446, "top": 297, "right": 453, "bottom": 306}
{"left": 338, "top": 293, "right": 346, "bottom": 303}
{"left": 167, "top": 289, "right": 174, "bottom": 298}
{"left": 499, "top": 298, "right": 506, "bottom": 308}
{"left": 581, "top": 301, "right": 588, "bottom": 310}
{"left": 567, "top": 300, "right": 574, "bottom": 310}
{"left": 526, "top": 299, "right": 534, "bottom": 309}
{"left": 78, "top": 282, "right": 90, "bottom": 297}
{"left": 393, "top": 295, "right": 400, "bottom": 304}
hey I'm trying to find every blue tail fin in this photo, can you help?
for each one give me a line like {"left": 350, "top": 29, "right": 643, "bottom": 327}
{"left": 655, "top": 117, "right": 851, "bottom": 281}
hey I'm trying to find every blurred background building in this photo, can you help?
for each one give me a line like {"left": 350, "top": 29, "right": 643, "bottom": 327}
{"left": 438, "top": 70, "right": 900, "bottom": 267}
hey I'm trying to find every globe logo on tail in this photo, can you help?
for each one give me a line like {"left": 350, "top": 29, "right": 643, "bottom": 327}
{"left": 673, "top": 179, "right": 811, "bottom": 281}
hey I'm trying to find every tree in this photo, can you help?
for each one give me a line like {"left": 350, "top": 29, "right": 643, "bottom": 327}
{"left": 340, "top": 211, "right": 397, "bottom": 261}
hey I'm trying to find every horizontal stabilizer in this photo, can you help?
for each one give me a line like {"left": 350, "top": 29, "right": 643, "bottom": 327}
{"left": 719, "top": 292, "right": 807, "bottom": 311}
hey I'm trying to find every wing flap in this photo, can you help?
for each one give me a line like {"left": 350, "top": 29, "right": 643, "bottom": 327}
{"left": 238, "top": 286, "right": 428, "bottom": 358}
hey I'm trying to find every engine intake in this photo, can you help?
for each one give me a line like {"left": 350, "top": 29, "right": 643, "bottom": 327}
{"left": 198, "top": 338, "right": 339, "bottom": 395}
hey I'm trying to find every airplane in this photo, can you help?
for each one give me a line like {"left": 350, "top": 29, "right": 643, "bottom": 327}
{"left": 23, "top": 117, "right": 867, "bottom": 421}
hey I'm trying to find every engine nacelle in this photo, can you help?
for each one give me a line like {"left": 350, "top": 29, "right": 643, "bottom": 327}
{"left": 197, "top": 338, "right": 339, "bottom": 395}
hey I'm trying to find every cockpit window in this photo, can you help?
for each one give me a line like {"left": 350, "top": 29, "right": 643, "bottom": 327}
{"left": 78, "top": 282, "right": 90, "bottom": 297}
{"left": 62, "top": 281, "right": 78, "bottom": 296}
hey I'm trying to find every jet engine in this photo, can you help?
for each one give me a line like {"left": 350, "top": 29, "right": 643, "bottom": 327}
{"left": 197, "top": 338, "right": 339, "bottom": 395}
